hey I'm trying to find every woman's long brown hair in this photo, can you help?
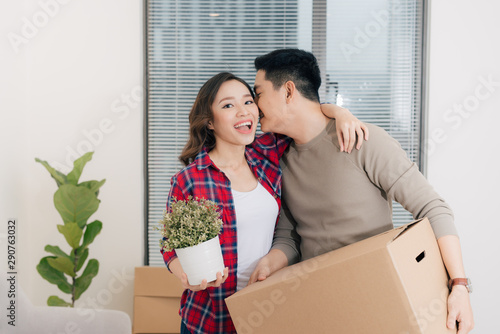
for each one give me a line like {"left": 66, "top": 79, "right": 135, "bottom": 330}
{"left": 179, "top": 72, "right": 255, "bottom": 166}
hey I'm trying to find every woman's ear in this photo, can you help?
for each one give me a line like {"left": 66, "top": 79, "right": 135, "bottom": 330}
{"left": 207, "top": 121, "right": 214, "bottom": 130}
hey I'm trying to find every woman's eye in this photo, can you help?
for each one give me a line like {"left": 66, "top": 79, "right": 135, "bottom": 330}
{"left": 222, "top": 103, "right": 233, "bottom": 109}
{"left": 245, "top": 100, "right": 254, "bottom": 105}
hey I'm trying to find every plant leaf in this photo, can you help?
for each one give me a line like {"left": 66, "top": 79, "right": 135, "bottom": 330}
{"left": 79, "top": 179, "right": 106, "bottom": 197}
{"left": 47, "top": 257, "right": 76, "bottom": 277}
{"left": 81, "top": 220, "right": 102, "bottom": 249}
{"left": 37, "top": 257, "right": 72, "bottom": 294}
{"left": 57, "top": 223, "right": 83, "bottom": 249}
{"left": 54, "top": 184, "right": 99, "bottom": 228}
{"left": 35, "top": 158, "right": 67, "bottom": 187}
{"left": 74, "top": 259, "right": 99, "bottom": 300}
{"left": 47, "top": 295, "right": 72, "bottom": 307}
{"left": 75, "top": 247, "right": 89, "bottom": 272}
{"left": 45, "top": 245, "right": 72, "bottom": 260}
{"left": 66, "top": 152, "right": 94, "bottom": 185}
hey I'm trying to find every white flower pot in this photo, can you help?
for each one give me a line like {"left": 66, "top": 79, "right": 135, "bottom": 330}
{"left": 175, "top": 235, "right": 225, "bottom": 285}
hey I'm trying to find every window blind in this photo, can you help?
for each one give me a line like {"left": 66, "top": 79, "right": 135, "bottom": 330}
{"left": 146, "top": 0, "right": 425, "bottom": 266}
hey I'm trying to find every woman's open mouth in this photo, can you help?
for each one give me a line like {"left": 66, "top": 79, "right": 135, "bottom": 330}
{"left": 234, "top": 120, "right": 253, "bottom": 133}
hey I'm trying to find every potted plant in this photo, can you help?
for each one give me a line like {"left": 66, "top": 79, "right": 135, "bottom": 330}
{"left": 35, "top": 152, "right": 104, "bottom": 307}
{"left": 157, "top": 196, "right": 224, "bottom": 285}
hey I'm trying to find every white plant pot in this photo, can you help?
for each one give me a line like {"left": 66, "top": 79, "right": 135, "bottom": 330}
{"left": 175, "top": 235, "right": 225, "bottom": 285}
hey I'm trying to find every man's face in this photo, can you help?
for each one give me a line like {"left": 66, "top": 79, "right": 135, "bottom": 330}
{"left": 253, "top": 70, "right": 288, "bottom": 134}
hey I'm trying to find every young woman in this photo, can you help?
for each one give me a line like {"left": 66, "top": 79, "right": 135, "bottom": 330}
{"left": 161, "top": 72, "right": 368, "bottom": 334}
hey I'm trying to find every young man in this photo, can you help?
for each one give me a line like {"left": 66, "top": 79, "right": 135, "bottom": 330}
{"left": 249, "top": 49, "right": 474, "bottom": 333}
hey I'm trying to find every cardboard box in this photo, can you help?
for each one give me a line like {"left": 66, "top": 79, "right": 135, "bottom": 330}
{"left": 226, "top": 218, "right": 455, "bottom": 334}
{"left": 133, "top": 266, "right": 184, "bottom": 334}
{"left": 134, "top": 297, "right": 181, "bottom": 334}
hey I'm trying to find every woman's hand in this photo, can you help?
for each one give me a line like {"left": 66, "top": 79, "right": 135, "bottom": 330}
{"left": 320, "top": 103, "right": 369, "bottom": 153}
{"left": 180, "top": 267, "right": 229, "bottom": 291}
{"left": 169, "top": 257, "right": 229, "bottom": 291}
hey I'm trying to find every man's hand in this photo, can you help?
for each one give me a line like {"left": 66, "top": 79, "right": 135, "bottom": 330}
{"left": 248, "top": 249, "right": 288, "bottom": 286}
{"left": 447, "top": 285, "right": 474, "bottom": 333}
{"left": 437, "top": 235, "right": 474, "bottom": 333}
{"left": 248, "top": 257, "right": 273, "bottom": 285}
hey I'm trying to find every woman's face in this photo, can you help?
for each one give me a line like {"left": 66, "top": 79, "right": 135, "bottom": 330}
{"left": 209, "top": 80, "right": 259, "bottom": 148}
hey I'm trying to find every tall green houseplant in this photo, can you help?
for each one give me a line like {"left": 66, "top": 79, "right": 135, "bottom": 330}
{"left": 35, "top": 152, "right": 105, "bottom": 307}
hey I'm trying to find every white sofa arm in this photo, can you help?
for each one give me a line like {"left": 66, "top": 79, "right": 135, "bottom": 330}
{"left": 5, "top": 305, "right": 131, "bottom": 334}
{"left": 29, "top": 306, "right": 131, "bottom": 334}
{"left": 1, "top": 271, "right": 131, "bottom": 334}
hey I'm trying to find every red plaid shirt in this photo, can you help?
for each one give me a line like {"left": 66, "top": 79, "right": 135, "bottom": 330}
{"left": 161, "top": 132, "right": 291, "bottom": 334}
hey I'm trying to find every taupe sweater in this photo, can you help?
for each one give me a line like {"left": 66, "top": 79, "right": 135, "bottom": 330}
{"left": 272, "top": 119, "right": 457, "bottom": 263}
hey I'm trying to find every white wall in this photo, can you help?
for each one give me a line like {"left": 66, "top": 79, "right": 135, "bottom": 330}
{"left": 427, "top": 0, "right": 500, "bottom": 331}
{"left": 0, "top": 0, "right": 144, "bottom": 322}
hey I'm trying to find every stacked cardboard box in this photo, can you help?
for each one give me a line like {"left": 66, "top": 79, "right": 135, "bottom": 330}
{"left": 133, "top": 266, "right": 184, "bottom": 334}
{"left": 226, "top": 218, "right": 455, "bottom": 334}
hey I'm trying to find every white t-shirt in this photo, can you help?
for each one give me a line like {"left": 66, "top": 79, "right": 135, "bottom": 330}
{"left": 232, "top": 182, "right": 279, "bottom": 291}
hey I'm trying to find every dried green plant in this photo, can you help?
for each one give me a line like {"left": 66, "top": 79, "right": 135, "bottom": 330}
{"left": 157, "top": 196, "right": 223, "bottom": 251}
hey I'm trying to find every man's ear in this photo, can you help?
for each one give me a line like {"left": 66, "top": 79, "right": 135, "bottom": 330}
{"left": 284, "top": 81, "right": 296, "bottom": 103}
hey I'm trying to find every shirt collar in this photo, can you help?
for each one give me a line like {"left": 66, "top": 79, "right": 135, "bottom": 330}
{"left": 245, "top": 146, "right": 262, "bottom": 167}
{"left": 194, "top": 147, "right": 216, "bottom": 170}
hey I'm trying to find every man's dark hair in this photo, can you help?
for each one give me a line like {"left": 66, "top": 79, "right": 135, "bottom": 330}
{"left": 254, "top": 48, "right": 321, "bottom": 102}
